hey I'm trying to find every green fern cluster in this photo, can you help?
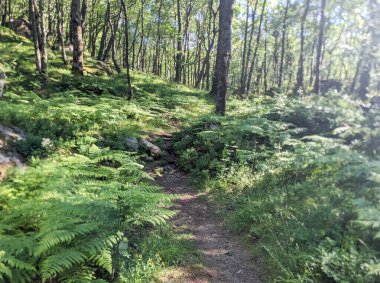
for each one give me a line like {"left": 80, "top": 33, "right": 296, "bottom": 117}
{"left": 0, "top": 144, "right": 174, "bottom": 282}
{"left": 174, "top": 94, "right": 380, "bottom": 282}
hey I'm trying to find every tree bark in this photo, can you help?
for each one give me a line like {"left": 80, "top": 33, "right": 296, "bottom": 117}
{"left": 121, "top": 0, "right": 133, "bottom": 100}
{"left": 29, "top": 0, "right": 42, "bottom": 72}
{"left": 357, "top": 0, "right": 380, "bottom": 100}
{"left": 97, "top": 0, "right": 110, "bottom": 61}
{"left": 246, "top": 0, "right": 266, "bottom": 93}
{"left": 238, "top": 0, "right": 250, "bottom": 95}
{"left": 278, "top": 0, "right": 289, "bottom": 88}
{"left": 313, "top": 0, "right": 327, "bottom": 94}
{"left": 38, "top": 0, "right": 48, "bottom": 83}
{"left": 153, "top": 0, "right": 163, "bottom": 76}
{"left": 238, "top": 0, "right": 258, "bottom": 95}
{"left": 210, "top": 0, "right": 235, "bottom": 116}
{"left": 56, "top": 0, "right": 68, "bottom": 65}
{"left": 71, "top": 0, "right": 84, "bottom": 75}
{"left": 175, "top": 0, "right": 182, "bottom": 82}
{"left": 295, "top": 0, "right": 310, "bottom": 95}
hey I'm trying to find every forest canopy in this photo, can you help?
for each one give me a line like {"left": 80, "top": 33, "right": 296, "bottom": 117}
{"left": 0, "top": 0, "right": 379, "bottom": 282}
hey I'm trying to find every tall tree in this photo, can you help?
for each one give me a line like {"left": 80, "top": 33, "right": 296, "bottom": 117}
{"left": 238, "top": 0, "right": 258, "bottom": 95}
{"left": 38, "top": 0, "right": 48, "bottom": 83}
{"left": 313, "top": 0, "right": 327, "bottom": 94}
{"left": 246, "top": 0, "right": 266, "bottom": 93}
{"left": 357, "top": 0, "right": 380, "bottom": 100}
{"left": 97, "top": 0, "right": 110, "bottom": 61}
{"left": 175, "top": 0, "right": 182, "bottom": 82}
{"left": 295, "top": 0, "right": 310, "bottom": 94}
{"left": 71, "top": 0, "right": 84, "bottom": 75}
{"left": 210, "top": 0, "right": 235, "bottom": 115}
{"left": 121, "top": 0, "right": 133, "bottom": 100}
{"left": 278, "top": 0, "right": 290, "bottom": 88}
{"left": 56, "top": 0, "right": 67, "bottom": 65}
{"left": 29, "top": 0, "right": 42, "bottom": 72}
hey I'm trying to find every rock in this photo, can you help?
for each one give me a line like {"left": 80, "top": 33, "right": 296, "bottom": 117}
{"left": 141, "top": 154, "right": 154, "bottom": 162}
{"left": 125, "top": 137, "right": 139, "bottom": 151}
{"left": 4, "top": 18, "right": 31, "bottom": 38}
{"left": 208, "top": 123, "right": 219, "bottom": 130}
{"left": 0, "top": 124, "right": 25, "bottom": 180}
{"left": 139, "top": 139, "right": 162, "bottom": 158}
{"left": 0, "top": 67, "right": 5, "bottom": 99}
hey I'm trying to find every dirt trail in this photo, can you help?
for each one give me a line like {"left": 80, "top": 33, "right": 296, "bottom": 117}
{"left": 147, "top": 155, "right": 263, "bottom": 283}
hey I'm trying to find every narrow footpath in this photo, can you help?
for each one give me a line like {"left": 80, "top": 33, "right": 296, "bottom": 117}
{"left": 146, "top": 138, "right": 263, "bottom": 283}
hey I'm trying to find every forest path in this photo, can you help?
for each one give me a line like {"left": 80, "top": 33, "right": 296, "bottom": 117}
{"left": 146, "top": 136, "right": 263, "bottom": 283}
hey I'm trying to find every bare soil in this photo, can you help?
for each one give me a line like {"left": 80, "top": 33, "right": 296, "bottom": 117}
{"left": 147, "top": 162, "right": 263, "bottom": 283}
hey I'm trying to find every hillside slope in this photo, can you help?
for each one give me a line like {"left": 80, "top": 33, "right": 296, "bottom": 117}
{"left": 0, "top": 27, "right": 214, "bottom": 282}
{"left": 1, "top": 26, "right": 380, "bottom": 283}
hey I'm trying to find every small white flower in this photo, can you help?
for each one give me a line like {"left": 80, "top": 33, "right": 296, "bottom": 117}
{"left": 41, "top": 138, "right": 54, "bottom": 149}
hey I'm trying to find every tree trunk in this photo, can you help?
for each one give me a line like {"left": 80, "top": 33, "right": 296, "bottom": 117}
{"left": 239, "top": 0, "right": 258, "bottom": 95}
{"left": 121, "top": 0, "right": 133, "bottom": 100}
{"left": 175, "top": 0, "right": 182, "bottom": 82}
{"left": 195, "top": 0, "right": 217, "bottom": 89}
{"left": 29, "top": 0, "right": 42, "bottom": 72}
{"left": 357, "top": 0, "right": 380, "bottom": 100}
{"left": 295, "top": 0, "right": 310, "bottom": 95}
{"left": 210, "top": 0, "right": 235, "bottom": 116}
{"left": 246, "top": 0, "right": 266, "bottom": 93}
{"left": 71, "top": 0, "right": 84, "bottom": 75}
{"left": 238, "top": 0, "right": 250, "bottom": 95}
{"left": 1, "top": 0, "right": 8, "bottom": 26}
{"left": 153, "top": 0, "right": 163, "bottom": 76}
{"left": 56, "top": 0, "right": 67, "bottom": 65}
{"left": 278, "top": 0, "right": 289, "bottom": 88}
{"left": 97, "top": 0, "right": 110, "bottom": 61}
{"left": 38, "top": 0, "right": 48, "bottom": 83}
{"left": 313, "top": 0, "right": 327, "bottom": 94}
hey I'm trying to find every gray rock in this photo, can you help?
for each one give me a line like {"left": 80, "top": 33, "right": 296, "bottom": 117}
{"left": 139, "top": 139, "right": 162, "bottom": 157}
{"left": 125, "top": 137, "right": 139, "bottom": 151}
{"left": 0, "top": 67, "right": 5, "bottom": 98}
{"left": 209, "top": 123, "right": 219, "bottom": 130}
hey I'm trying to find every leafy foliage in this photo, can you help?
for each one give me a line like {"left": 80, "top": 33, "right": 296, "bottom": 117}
{"left": 174, "top": 94, "right": 380, "bottom": 282}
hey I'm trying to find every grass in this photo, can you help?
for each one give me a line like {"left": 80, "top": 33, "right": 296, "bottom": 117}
{"left": 0, "top": 26, "right": 211, "bottom": 282}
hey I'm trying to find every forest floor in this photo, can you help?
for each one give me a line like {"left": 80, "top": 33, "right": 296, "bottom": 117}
{"left": 146, "top": 136, "right": 263, "bottom": 283}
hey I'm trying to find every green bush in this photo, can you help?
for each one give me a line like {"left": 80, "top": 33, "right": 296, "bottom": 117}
{"left": 173, "top": 95, "right": 380, "bottom": 282}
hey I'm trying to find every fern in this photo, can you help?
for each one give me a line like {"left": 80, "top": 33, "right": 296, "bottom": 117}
{"left": 0, "top": 146, "right": 174, "bottom": 282}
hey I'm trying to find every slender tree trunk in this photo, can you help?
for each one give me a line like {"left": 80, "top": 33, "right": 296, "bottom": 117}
{"left": 278, "top": 0, "right": 289, "bottom": 88}
{"left": 350, "top": 57, "right": 361, "bottom": 94}
{"left": 313, "top": 0, "right": 327, "bottom": 94}
{"left": 97, "top": 0, "right": 110, "bottom": 61}
{"left": 295, "top": 0, "right": 310, "bottom": 94}
{"left": 38, "top": 0, "right": 48, "bottom": 83}
{"left": 175, "top": 0, "right": 182, "bottom": 82}
{"left": 1, "top": 0, "right": 8, "bottom": 26}
{"left": 136, "top": 0, "right": 145, "bottom": 70}
{"left": 239, "top": 0, "right": 249, "bottom": 94}
{"left": 30, "top": 0, "right": 42, "bottom": 72}
{"left": 56, "top": 0, "right": 67, "bottom": 65}
{"left": 210, "top": 0, "right": 235, "bottom": 116}
{"left": 71, "top": 0, "right": 84, "bottom": 75}
{"left": 239, "top": 0, "right": 258, "bottom": 95}
{"left": 263, "top": 22, "right": 268, "bottom": 93}
{"left": 246, "top": 0, "right": 266, "bottom": 93}
{"left": 195, "top": 0, "right": 217, "bottom": 89}
{"left": 357, "top": 0, "right": 380, "bottom": 100}
{"left": 111, "top": 7, "right": 122, "bottom": 73}
{"left": 121, "top": 0, "right": 133, "bottom": 100}
{"left": 153, "top": 0, "right": 163, "bottom": 76}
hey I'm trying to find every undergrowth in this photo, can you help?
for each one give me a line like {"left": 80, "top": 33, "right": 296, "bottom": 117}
{"left": 0, "top": 27, "right": 208, "bottom": 282}
{"left": 173, "top": 94, "right": 380, "bottom": 282}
